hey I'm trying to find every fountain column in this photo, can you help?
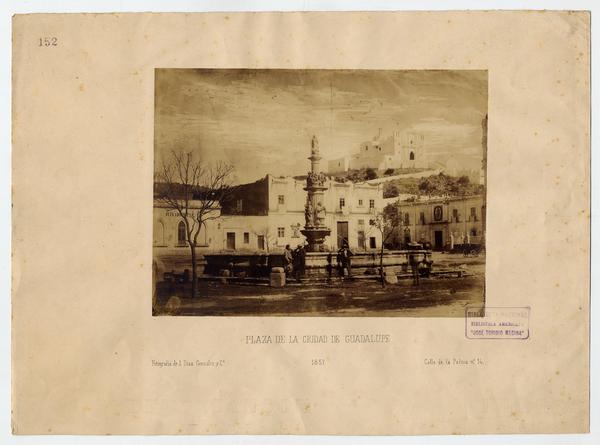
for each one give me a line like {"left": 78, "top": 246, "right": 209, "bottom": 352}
{"left": 301, "top": 135, "right": 331, "bottom": 252}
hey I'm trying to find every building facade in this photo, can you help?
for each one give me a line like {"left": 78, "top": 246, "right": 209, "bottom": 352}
{"left": 153, "top": 174, "right": 385, "bottom": 253}
{"left": 153, "top": 200, "right": 222, "bottom": 250}
{"left": 328, "top": 129, "right": 426, "bottom": 174}
{"left": 395, "top": 194, "right": 486, "bottom": 250}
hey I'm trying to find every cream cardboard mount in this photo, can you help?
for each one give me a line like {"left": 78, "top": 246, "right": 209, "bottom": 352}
{"left": 11, "top": 11, "right": 589, "bottom": 435}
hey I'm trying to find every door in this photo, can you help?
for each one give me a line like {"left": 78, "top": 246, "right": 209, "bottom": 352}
{"left": 434, "top": 230, "right": 443, "bottom": 250}
{"left": 337, "top": 221, "right": 349, "bottom": 249}
{"left": 226, "top": 232, "right": 236, "bottom": 250}
{"left": 403, "top": 228, "right": 411, "bottom": 246}
{"left": 257, "top": 235, "right": 265, "bottom": 250}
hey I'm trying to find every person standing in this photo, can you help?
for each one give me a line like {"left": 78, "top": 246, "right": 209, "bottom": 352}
{"left": 338, "top": 243, "right": 354, "bottom": 277}
{"left": 293, "top": 244, "right": 306, "bottom": 282}
{"left": 326, "top": 252, "right": 334, "bottom": 283}
{"left": 284, "top": 244, "right": 294, "bottom": 277}
{"left": 409, "top": 251, "right": 420, "bottom": 286}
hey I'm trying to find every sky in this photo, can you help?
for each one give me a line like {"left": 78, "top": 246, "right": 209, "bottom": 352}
{"left": 154, "top": 69, "right": 487, "bottom": 184}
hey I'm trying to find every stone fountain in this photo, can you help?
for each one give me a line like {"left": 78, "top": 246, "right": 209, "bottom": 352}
{"left": 301, "top": 135, "right": 331, "bottom": 252}
{"left": 198, "top": 137, "right": 433, "bottom": 282}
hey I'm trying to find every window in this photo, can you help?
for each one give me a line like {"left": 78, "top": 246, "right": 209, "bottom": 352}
{"left": 177, "top": 221, "right": 186, "bottom": 245}
{"left": 369, "top": 219, "right": 375, "bottom": 226}
{"left": 339, "top": 198, "right": 345, "bottom": 208}
{"left": 409, "top": 151, "right": 415, "bottom": 160}
{"left": 419, "top": 212, "right": 425, "bottom": 225}
{"left": 470, "top": 207, "right": 477, "bottom": 221}
{"left": 243, "top": 232, "right": 249, "bottom": 244}
{"left": 358, "top": 199, "right": 363, "bottom": 206}
{"left": 277, "top": 227, "right": 285, "bottom": 238}
{"left": 404, "top": 212, "right": 410, "bottom": 225}
{"left": 358, "top": 219, "right": 364, "bottom": 226}
{"left": 236, "top": 199, "right": 243, "bottom": 212}
{"left": 278, "top": 195, "right": 285, "bottom": 205}
{"left": 452, "top": 208, "right": 459, "bottom": 222}
{"left": 369, "top": 199, "right": 375, "bottom": 209}
{"left": 257, "top": 235, "right": 265, "bottom": 250}
{"left": 433, "top": 205, "right": 443, "bottom": 221}
{"left": 358, "top": 230, "right": 366, "bottom": 249}
{"left": 369, "top": 237, "right": 377, "bottom": 248}
{"left": 471, "top": 228, "right": 478, "bottom": 236}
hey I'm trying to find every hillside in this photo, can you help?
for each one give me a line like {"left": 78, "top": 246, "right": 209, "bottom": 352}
{"left": 383, "top": 172, "right": 484, "bottom": 198}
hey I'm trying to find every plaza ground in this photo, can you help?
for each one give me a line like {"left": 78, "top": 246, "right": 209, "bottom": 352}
{"left": 153, "top": 252, "right": 485, "bottom": 317}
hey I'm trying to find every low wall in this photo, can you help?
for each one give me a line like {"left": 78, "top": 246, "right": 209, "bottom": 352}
{"left": 202, "top": 250, "right": 432, "bottom": 278}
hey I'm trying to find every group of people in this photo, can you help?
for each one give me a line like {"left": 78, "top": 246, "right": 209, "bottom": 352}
{"left": 283, "top": 242, "right": 355, "bottom": 282}
{"left": 282, "top": 242, "right": 429, "bottom": 285}
{"left": 283, "top": 244, "right": 307, "bottom": 282}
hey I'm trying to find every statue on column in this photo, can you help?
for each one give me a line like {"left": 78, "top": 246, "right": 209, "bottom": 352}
{"left": 305, "top": 200, "right": 314, "bottom": 227}
{"left": 315, "top": 201, "right": 326, "bottom": 227}
{"left": 311, "top": 135, "right": 319, "bottom": 156}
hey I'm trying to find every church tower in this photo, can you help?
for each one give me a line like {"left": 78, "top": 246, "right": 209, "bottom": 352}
{"left": 399, "top": 132, "right": 424, "bottom": 168}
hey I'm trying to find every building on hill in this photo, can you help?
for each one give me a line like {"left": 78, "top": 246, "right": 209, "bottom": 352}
{"left": 327, "top": 129, "right": 426, "bottom": 174}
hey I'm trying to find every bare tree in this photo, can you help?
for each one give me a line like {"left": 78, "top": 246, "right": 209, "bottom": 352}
{"left": 369, "top": 202, "right": 405, "bottom": 288}
{"left": 156, "top": 149, "right": 234, "bottom": 298}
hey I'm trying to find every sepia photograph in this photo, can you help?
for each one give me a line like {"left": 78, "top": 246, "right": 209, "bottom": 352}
{"left": 10, "top": 8, "right": 592, "bottom": 438}
{"left": 152, "top": 69, "right": 487, "bottom": 316}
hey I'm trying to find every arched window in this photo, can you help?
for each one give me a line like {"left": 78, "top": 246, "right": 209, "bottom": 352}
{"left": 154, "top": 220, "right": 165, "bottom": 246}
{"left": 177, "top": 221, "right": 186, "bottom": 245}
{"left": 409, "top": 151, "right": 415, "bottom": 160}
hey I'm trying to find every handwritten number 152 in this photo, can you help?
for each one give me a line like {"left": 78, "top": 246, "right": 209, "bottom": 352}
{"left": 38, "top": 37, "right": 58, "bottom": 47}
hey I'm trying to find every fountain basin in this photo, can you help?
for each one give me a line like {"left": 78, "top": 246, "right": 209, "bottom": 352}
{"left": 300, "top": 227, "right": 332, "bottom": 252}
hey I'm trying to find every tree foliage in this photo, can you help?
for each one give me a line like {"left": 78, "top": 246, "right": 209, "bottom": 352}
{"left": 383, "top": 173, "right": 484, "bottom": 198}
{"left": 368, "top": 202, "right": 406, "bottom": 287}
{"left": 365, "top": 167, "right": 378, "bottom": 180}
{"left": 418, "top": 173, "right": 483, "bottom": 197}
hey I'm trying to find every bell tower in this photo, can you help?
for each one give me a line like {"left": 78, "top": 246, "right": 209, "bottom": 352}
{"left": 404, "top": 133, "right": 423, "bottom": 166}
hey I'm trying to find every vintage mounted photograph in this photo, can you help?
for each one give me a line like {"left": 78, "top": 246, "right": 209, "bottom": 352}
{"left": 152, "top": 69, "right": 487, "bottom": 316}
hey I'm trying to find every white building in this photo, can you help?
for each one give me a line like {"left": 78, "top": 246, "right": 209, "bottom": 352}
{"left": 153, "top": 174, "right": 385, "bottom": 254}
{"left": 153, "top": 200, "right": 221, "bottom": 250}
{"left": 395, "top": 194, "right": 486, "bottom": 250}
{"left": 328, "top": 129, "right": 426, "bottom": 173}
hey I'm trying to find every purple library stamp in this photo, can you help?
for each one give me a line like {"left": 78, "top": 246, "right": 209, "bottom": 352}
{"left": 465, "top": 306, "right": 530, "bottom": 340}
